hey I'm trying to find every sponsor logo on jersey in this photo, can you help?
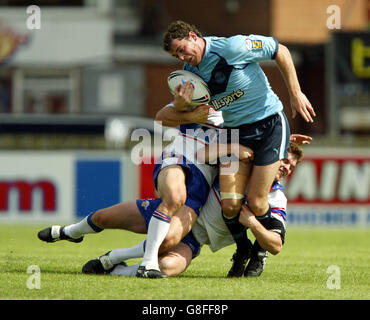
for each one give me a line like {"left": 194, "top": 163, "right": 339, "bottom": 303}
{"left": 246, "top": 38, "right": 263, "bottom": 50}
{"left": 252, "top": 40, "right": 262, "bottom": 49}
{"left": 209, "top": 89, "right": 245, "bottom": 110}
{"left": 141, "top": 200, "right": 150, "bottom": 210}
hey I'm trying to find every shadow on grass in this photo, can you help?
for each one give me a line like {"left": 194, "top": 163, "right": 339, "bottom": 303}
{"left": 3, "top": 266, "right": 244, "bottom": 280}
{"left": 3, "top": 267, "right": 83, "bottom": 276}
{"left": 177, "top": 274, "right": 231, "bottom": 279}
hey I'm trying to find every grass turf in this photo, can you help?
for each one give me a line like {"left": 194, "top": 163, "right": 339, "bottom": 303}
{"left": 0, "top": 225, "right": 369, "bottom": 300}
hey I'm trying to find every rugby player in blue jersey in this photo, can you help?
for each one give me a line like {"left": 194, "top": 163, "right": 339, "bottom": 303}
{"left": 163, "top": 20, "right": 316, "bottom": 276}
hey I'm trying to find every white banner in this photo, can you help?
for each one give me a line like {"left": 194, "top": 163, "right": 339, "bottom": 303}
{"left": 0, "top": 151, "right": 137, "bottom": 224}
{"left": 0, "top": 151, "right": 74, "bottom": 223}
{"left": 283, "top": 147, "right": 370, "bottom": 226}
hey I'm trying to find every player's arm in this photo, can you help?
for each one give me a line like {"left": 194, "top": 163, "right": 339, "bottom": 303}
{"left": 155, "top": 104, "right": 210, "bottom": 127}
{"left": 196, "top": 143, "right": 254, "bottom": 164}
{"left": 275, "top": 44, "right": 316, "bottom": 123}
{"left": 239, "top": 204, "right": 282, "bottom": 255}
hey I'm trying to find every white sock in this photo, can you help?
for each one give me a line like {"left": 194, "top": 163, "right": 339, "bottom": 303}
{"left": 108, "top": 240, "right": 146, "bottom": 264}
{"left": 110, "top": 263, "right": 140, "bottom": 277}
{"left": 63, "top": 213, "right": 102, "bottom": 239}
{"left": 140, "top": 210, "right": 171, "bottom": 270}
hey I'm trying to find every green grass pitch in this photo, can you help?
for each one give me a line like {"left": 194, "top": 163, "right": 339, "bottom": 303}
{"left": 0, "top": 225, "right": 369, "bottom": 300}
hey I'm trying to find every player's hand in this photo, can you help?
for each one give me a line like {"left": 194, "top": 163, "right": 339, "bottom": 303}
{"left": 239, "top": 204, "right": 258, "bottom": 228}
{"left": 189, "top": 104, "right": 210, "bottom": 123}
{"left": 290, "top": 134, "right": 313, "bottom": 145}
{"left": 237, "top": 144, "right": 254, "bottom": 163}
{"left": 290, "top": 91, "right": 316, "bottom": 123}
{"left": 174, "top": 81, "right": 194, "bottom": 111}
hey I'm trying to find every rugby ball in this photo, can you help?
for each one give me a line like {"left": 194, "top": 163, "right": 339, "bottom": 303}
{"left": 167, "top": 70, "right": 211, "bottom": 106}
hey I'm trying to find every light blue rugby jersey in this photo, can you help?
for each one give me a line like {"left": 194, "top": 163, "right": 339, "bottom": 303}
{"left": 183, "top": 34, "right": 283, "bottom": 127}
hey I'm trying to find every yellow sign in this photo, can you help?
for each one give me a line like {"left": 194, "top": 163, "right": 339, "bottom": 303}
{"left": 351, "top": 38, "right": 370, "bottom": 78}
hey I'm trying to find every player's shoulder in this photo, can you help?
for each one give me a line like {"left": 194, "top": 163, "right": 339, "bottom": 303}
{"left": 209, "top": 34, "right": 276, "bottom": 50}
{"left": 273, "top": 188, "right": 287, "bottom": 202}
{"left": 269, "top": 182, "right": 287, "bottom": 204}
{"left": 207, "top": 35, "right": 246, "bottom": 53}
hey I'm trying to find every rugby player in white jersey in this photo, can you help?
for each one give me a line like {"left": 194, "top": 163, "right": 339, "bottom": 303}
{"left": 38, "top": 90, "right": 229, "bottom": 278}
{"left": 108, "top": 142, "right": 303, "bottom": 278}
{"left": 134, "top": 94, "right": 225, "bottom": 278}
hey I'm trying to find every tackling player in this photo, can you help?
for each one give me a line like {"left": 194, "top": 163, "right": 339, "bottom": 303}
{"left": 109, "top": 142, "right": 303, "bottom": 278}
{"left": 162, "top": 20, "right": 316, "bottom": 276}
{"left": 38, "top": 143, "right": 305, "bottom": 278}
{"left": 38, "top": 94, "right": 224, "bottom": 278}
{"left": 135, "top": 94, "right": 224, "bottom": 277}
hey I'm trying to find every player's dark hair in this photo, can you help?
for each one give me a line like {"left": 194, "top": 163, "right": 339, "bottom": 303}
{"left": 163, "top": 20, "right": 203, "bottom": 52}
{"left": 288, "top": 142, "right": 304, "bottom": 164}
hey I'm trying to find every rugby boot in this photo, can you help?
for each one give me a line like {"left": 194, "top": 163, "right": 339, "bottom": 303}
{"left": 227, "top": 239, "right": 253, "bottom": 277}
{"left": 38, "top": 225, "right": 84, "bottom": 243}
{"left": 136, "top": 265, "right": 167, "bottom": 278}
{"left": 82, "top": 251, "right": 127, "bottom": 274}
{"left": 244, "top": 249, "right": 268, "bottom": 277}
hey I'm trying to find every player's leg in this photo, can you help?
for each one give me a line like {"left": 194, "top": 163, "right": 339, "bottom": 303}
{"left": 160, "top": 222, "right": 201, "bottom": 277}
{"left": 218, "top": 161, "right": 254, "bottom": 277}
{"left": 91, "top": 203, "right": 148, "bottom": 270}
{"left": 138, "top": 165, "right": 187, "bottom": 275}
{"left": 110, "top": 242, "right": 193, "bottom": 278}
{"left": 110, "top": 229, "right": 199, "bottom": 278}
{"left": 37, "top": 201, "right": 146, "bottom": 243}
{"left": 244, "top": 111, "right": 290, "bottom": 220}
{"left": 222, "top": 111, "right": 289, "bottom": 277}
{"left": 134, "top": 203, "right": 197, "bottom": 278}
{"left": 240, "top": 162, "right": 282, "bottom": 277}
{"left": 156, "top": 165, "right": 187, "bottom": 214}
{"left": 159, "top": 242, "right": 193, "bottom": 277}
{"left": 246, "top": 161, "right": 281, "bottom": 217}
{"left": 197, "top": 141, "right": 255, "bottom": 277}
{"left": 160, "top": 204, "right": 198, "bottom": 254}
{"left": 108, "top": 204, "right": 197, "bottom": 266}
{"left": 90, "top": 202, "right": 147, "bottom": 233}
{"left": 82, "top": 201, "right": 198, "bottom": 275}
{"left": 220, "top": 161, "right": 251, "bottom": 218}
{"left": 82, "top": 200, "right": 161, "bottom": 275}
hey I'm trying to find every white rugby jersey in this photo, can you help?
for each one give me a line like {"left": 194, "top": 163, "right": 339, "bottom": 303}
{"left": 159, "top": 103, "right": 224, "bottom": 186}
{"left": 163, "top": 101, "right": 224, "bottom": 135}
{"left": 192, "top": 179, "right": 287, "bottom": 252}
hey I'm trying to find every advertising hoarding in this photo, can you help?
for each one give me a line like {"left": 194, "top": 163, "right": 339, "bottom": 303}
{"left": 0, "top": 148, "right": 368, "bottom": 227}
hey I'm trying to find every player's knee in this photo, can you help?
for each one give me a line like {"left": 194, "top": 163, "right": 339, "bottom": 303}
{"left": 247, "top": 196, "right": 268, "bottom": 216}
{"left": 159, "top": 256, "right": 187, "bottom": 277}
{"left": 90, "top": 209, "right": 108, "bottom": 228}
{"left": 159, "top": 228, "right": 182, "bottom": 253}
{"left": 161, "top": 192, "right": 186, "bottom": 213}
{"left": 221, "top": 199, "right": 241, "bottom": 218}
